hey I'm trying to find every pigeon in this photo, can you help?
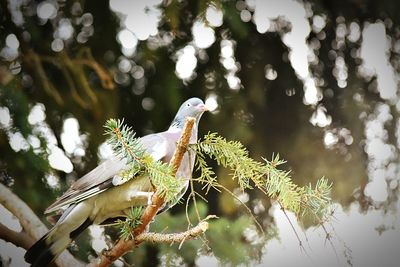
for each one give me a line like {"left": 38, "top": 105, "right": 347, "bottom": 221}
{"left": 25, "top": 97, "right": 208, "bottom": 266}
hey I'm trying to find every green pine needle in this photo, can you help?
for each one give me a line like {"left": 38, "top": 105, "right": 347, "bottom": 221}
{"left": 104, "top": 118, "right": 145, "bottom": 166}
{"left": 143, "top": 155, "right": 184, "bottom": 204}
{"left": 103, "top": 119, "right": 183, "bottom": 204}
{"left": 118, "top": 207, "right": 144, "bottom": 240}
{"left": 196, "top": 132, "right": 332, "bottom": 220}
{"left": 104, "top": 119, "right": 332, "bottom": 228}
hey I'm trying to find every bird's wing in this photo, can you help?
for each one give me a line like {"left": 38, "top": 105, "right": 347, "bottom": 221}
{"left": 45, "top": 133, "right": 170, "bottom": 214}
{"left": 139, "top": 132, "right": 170, "bottom": 162}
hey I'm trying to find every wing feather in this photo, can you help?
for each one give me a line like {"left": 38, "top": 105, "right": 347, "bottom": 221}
{"left": 45, "top": 132, "right": 170, "bottom": 213}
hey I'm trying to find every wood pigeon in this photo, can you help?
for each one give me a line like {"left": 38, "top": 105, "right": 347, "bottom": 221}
{"left": 25, "top": 97, "right": 208, "bottom": 266}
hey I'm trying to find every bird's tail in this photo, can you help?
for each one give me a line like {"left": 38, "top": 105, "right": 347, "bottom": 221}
{"left": 25, "top": 218, "right": 92, "bottom": 266}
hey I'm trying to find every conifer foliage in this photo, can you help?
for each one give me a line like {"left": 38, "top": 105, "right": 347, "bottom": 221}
{"left": 104, "top": 118, "right": 183, "bottom": 204}
{"left": 104, "top": 119, "right": 332, "bottom": 238}
{"left": 196, "top": 133, "right": 332, "bottom": 220}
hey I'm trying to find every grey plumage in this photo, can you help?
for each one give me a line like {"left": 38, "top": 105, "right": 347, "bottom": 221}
{"left": 25, "top": 97, "right": 207, "bottom": 266}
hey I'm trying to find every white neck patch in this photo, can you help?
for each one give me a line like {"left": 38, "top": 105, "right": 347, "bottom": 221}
{"left": 168, "top": 126, "right": 182, "bottom": 133}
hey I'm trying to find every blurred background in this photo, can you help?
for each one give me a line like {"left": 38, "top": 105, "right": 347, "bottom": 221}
{"left": 0, "top": 0, "right": 399, "bottom": 266}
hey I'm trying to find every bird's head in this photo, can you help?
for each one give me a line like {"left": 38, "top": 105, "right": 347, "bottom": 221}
{"left": 170, "top": 97, "right": 208, "bottom": 129}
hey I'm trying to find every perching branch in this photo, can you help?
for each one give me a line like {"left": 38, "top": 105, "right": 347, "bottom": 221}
{"left": 0, "top": 183, "right": 84, "bottom": 267}
{"left": 95, "top": 117, "right": 196, "bottom": 267}
{"left": 135, "top": 219, "right": 209, "bottom": 246}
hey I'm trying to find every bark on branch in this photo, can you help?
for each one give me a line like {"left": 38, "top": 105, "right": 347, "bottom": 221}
{"left": 0, "top": 184, "right": 48, "bottom": 240}
{"left": 0, "top": 222, "right": 34, "bottom": 250}
{"left": 136, "top": 220, "right": 208, "bottom": 246}
{"left": 95, "top": 117, "right": 196, "bottom": 267}
{"left": 0, "top": 183, "right": 84, "bottom": 267}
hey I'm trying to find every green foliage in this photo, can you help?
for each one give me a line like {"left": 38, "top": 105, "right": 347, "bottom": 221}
{"left": 301, "top": 177, "right": 332, "bottom": 219}
{"left": 196, "top": 132, "right": 332, "bottom": 221}
{"left": 104, "top": 120, "right": 333, "bottom": 264}
{"left": 104, "top": 118, "right": 145, "bottom": 167}
{"left": 144, "top": 158, "right": 185, "bottom": 204}
{"left": 117, "top": 162, "right": 142, "bottom": 183}
{"left": 194, "top": 150, "right": 217, "bottom": 194}
{"left": 105, "top": 119, "right": 332, "bottom": 244}
{"left": 0, "top": 79, "right": 31, "bottom": 137}
{"left": 117, "top": 207, "right": 144, "bottom": 240}
{"left": 198, "top": 132, "right": 266, "bottom": 190}
{"left": 104, "top": 119, "right": 183, "bottom": 204}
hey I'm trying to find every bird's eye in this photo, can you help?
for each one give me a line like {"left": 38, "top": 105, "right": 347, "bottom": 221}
{"left": 187, "top": 103, "right": 191, "bottom": 107}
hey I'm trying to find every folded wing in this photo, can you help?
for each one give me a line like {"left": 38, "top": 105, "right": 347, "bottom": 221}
{"left": 45, "top": 132, "right": 170, "bottom": 214}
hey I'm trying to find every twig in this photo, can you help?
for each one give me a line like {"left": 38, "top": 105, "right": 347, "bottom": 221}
{"left": 277, "top": 201, "right": 307, "bottom": 254}
{"left": 321, "top": 222, "right": 339, "bottom": 260}
{"left": 0, "top": 183, "right": 84, "bottom": 267}
{"left": 185, "top": 191, "right": 193, "bottom": 228}
{"left": 74, "top": 59, "right": 115, "bottom": 90}
{"left": 187, "top": 151, "right": 202, "bottom": 223}
{"left": 95, "top": 117, "right": 196, "bottom": 267}
{"left": 189, "top": 177, "right": 202, "bottom": 222}
{"left": 25, "top": 51, "right": 64, "bottom": 105}
{"left": 58, "top": 51, "right": 98, "bottom": 105}
{"left": 214, "top": 183, "right": 265, "bottom": 235}
{"left": 135, "top": 221, "right": 208, "bottom": 244}
{"left": 315, "top": 213, "right": 340, "bottom": 263}
{"left": 41, "top": 55, "right": 90, "bottom": 109}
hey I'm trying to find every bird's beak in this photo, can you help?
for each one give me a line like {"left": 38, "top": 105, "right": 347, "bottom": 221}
{"left": 198, "top": 103, "right": 208, "bottom": 112}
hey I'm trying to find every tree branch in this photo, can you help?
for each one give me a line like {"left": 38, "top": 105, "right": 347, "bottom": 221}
{"left": 0, "top": 184, "right": 50, "bottom": 241}
{"left": 73, "top": 59, "right": 115, "bottom": 90}
{"left": 24, "top": 51, "right": 64, "bottom": 105}
{"left": 135, "top": 220, "right": 208, "bottom": 246}
{"left": 94, "top": 117, "right": 196, "bottom": 267}
{"left": 0, "top": 223, "right": 34, "bottom": 250}
{"left": 0, "top": 183, "right": 84, "bottom": 267}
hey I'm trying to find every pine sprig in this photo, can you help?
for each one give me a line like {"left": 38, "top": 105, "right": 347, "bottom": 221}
{"left": 104, "top": 119, "right": 183, "bottom": 204}
{"left": 104, "top": 119, "right": 332, "bottom": 238}
{"left": 196, "top": 132, "right": 332, "bottom": 219}
{"left": 104, "top": 119, "right": 145, "bottom": 165}
{"left": 198, "top": 132, "right": 265, "bottom": 190}
{"left": 262, "top": 155, "right": 303, "bottom": 213}
{"left": 195, "top": 151, "right": 217, "bottom": 194}
{"left": 117, "top": 207, "right": 144, "bottom": 240}
{"left": 301, "top": 177, "right": 332, "bottom": 219}
{"left": 142, "top": 155, "right": 184, "bottom": 204}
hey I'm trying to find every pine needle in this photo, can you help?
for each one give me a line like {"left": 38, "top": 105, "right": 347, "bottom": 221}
{"left": 195, "top": 132, "right": 332, "bottom": 222}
